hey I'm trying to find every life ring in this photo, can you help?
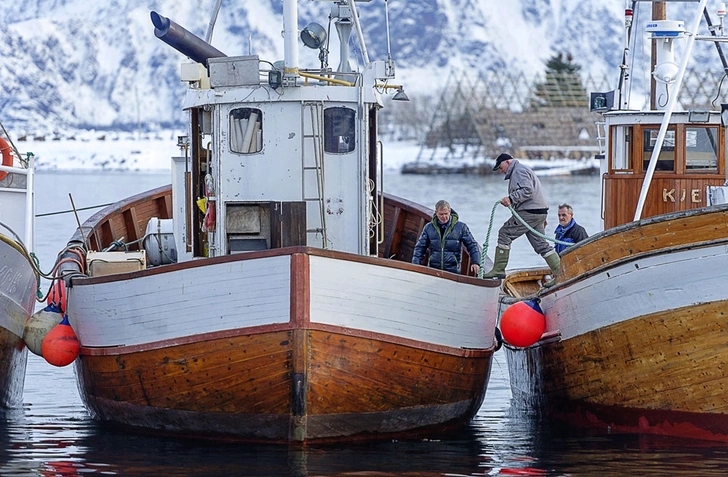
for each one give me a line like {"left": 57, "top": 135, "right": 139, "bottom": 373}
{"left": 0, "top": 137, "right": 12, "bottom": 181}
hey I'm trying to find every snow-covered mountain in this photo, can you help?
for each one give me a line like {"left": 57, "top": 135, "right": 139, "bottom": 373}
{"left": 0, "top": 0, "right": 712, "bottom": 134}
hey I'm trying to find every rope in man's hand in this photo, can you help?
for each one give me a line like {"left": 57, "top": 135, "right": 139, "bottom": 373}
{"left": 478, "top": 201, "right": 572, "bottom": 279}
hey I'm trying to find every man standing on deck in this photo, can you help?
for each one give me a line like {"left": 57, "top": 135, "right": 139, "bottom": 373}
{"left": 412, "top": 200, "right": 481, "bottom": 275}
{"left": 482, "top": 153, "right": 560, "bottom": 286}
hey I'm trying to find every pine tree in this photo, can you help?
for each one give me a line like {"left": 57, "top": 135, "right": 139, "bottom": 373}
{"left": 530, "top": 53, "right": 588, "bottom": 108}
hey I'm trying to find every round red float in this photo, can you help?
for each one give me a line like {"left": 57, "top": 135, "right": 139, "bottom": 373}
{"left": 499, "top": 300, "right": 545, "bottom": 348}
{"left": 41, "top": 314, "right": 80, "bottom": 367}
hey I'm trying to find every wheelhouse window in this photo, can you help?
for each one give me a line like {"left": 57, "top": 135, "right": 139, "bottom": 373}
{"left": 685, "top": 126, "right": 718, "bottom": 171}
{"left": 643, "top": 128, "right": 675, "bottom": 172}
{"left": 324, "top": 107, "right": 355, "bottom": 154}
{"left": 230, "top": 108, "right": 262, "bottom": 154}
{"left": 611, "top": 126, "right": 632, "bottom": 172}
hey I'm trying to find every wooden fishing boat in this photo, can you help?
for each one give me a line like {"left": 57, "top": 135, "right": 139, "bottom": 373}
{"left": 58, "top": 0, "right": 500, "bottom": 443}
{"left": 501, "top": 0, "right": 728, "bottom": 442}
{"left": 0, "top": 135, "right": 36, "bottom": 408}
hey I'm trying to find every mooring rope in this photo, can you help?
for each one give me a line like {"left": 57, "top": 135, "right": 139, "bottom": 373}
{"left": 478, "top": 201, "right": 572, "bottom": 279}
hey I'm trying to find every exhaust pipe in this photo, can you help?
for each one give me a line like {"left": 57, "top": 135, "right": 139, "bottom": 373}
{"left": 151, "top": 11, "right": 227, "bottom": 67}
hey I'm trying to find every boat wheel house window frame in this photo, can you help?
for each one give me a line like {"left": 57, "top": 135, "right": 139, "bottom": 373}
{"left": 230, "top": 107, "right": 263, "bottom": 154}
{"left": 324, "top": 107, "right": 356, "bottom": 154}
{"left": 642, "top": 127, "right": 676, "bottom": 172}
{"left": 609, "top": 123, "right": 723, "bottom": 176}
{"left": 685, "top": 125, "right": 719, "bottom": 172}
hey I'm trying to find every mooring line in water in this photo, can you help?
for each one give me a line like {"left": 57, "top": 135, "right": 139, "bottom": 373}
{"left": 36, "top": 202, "right": 113, "bottom": 217}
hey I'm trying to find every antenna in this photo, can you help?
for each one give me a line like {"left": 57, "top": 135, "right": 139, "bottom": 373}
{"left": 384, "top": 0, "right": 395, "bottom": 77}
{"left": 718, "top": 2, "right": 727, "bottom": 36}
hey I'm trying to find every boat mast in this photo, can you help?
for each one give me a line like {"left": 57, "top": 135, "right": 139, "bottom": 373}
{"left": 283, "top": 0, "right": 299, "bottom": 79}
{"left": 650, "top": 2, "right": 666, "bottom": 110}
{"left": 204, "top": 0, "right": 223, "bottom": 43}
{"left": 634, "top": 0, "right": 708, "bottom": 221}
{"left": 346, "top": 0, "right": 370, "bottom": 66}
{"left": 618, "top": 1, "right": 636, "bottom": 110}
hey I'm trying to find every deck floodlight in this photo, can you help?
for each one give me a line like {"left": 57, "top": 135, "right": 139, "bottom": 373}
{"left": 722, "top": 103, "right": 728, "bottom": 127}
{"left": 688, "top": 109, "right": 710, "bottom": 123}
{"left": 301, "top": 22, "right": 327, "bottom": 49}
{"left": 392, "top": 86, "right": 409, "bottom": 102}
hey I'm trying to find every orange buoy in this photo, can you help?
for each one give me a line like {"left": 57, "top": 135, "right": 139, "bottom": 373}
{"left": 500, "top": 300, "right": 545, "bottom": 348}
{"left": 41, "top": 314, "right": 80, "bottom": 367}
{"left": 0, "top": 137, "right": 12, "bottom": 181}
{"left": 47, "top": 280, "right": 67, "bottom": 313}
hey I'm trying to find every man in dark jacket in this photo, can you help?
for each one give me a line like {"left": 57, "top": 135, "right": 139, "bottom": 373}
{"left": 412, "top": 200, "right": 481, "bottom": 275}
{"left": 554, "top": 203, "right": 588, "bottom": 254}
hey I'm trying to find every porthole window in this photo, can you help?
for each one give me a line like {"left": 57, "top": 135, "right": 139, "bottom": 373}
{"left": 230, "top": 108, "right": 262, "bottom": 154}
{"left": 324, "top": 107, "right": 355, "bottom": 154}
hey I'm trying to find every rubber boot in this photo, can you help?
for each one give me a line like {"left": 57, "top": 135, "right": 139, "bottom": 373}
{"left": 542, "top": 252, "right": 561, "bottom": 287}
{"left": 482, "top": 246, "right": 510, "bottom": 279}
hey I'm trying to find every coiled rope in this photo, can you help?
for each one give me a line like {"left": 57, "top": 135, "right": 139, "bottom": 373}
{"left": 478, "top": 201, "right": 573, "bottom": 278}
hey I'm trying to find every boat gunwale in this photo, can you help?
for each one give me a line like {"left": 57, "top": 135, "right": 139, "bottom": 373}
{"left": 67, "top": 185, "right": 498, "bottom": 289}
{"left": 69, "top": 244, "right": 497, "bottom": 288}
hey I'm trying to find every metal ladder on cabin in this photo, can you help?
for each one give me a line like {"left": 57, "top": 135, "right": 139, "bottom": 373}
{"left": 595, "top": 121, "right": 607, "bottom": 160}
{"left": 302, "top": 102, "right": 328, "bottom": 248}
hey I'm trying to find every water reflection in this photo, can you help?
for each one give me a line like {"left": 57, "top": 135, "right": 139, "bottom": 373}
{"left": 63, "top": 427, "right": 488, "bottom": 477}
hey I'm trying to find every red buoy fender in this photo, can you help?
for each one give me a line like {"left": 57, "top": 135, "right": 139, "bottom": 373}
{"left": 41, "top": 314, "right": 80, "bottom": 367}
{"left": 0, "top": 137, "right": 12, "bottom": 181}
{"left": 500, "top": 299, "right": 546, "bottom": 348}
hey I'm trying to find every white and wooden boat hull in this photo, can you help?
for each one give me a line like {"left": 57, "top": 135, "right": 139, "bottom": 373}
{"left": 0, "top": 237, "right": 35, "bottom": 408}
{"left": 504, "top": 206, "right": 728, "bottom": 441}
{"left": 68, "top": 248, "right": 499, "bottom": 442}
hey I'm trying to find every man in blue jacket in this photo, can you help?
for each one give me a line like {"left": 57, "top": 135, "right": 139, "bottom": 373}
{"left": 412, "top": 200, "right": 481, "bottom": 275}
{"left": 554, "top": 203, "right": 588, "bottom": 254}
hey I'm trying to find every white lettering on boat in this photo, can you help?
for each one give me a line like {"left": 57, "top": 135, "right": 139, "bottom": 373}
{"left": 662, "top": 188, "right": 701, "bottom": 203}
{"left": 0, "top": 265, "right": 22, "bottom": 295}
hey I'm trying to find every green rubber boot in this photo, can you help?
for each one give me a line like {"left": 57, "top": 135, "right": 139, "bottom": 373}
{"left": 482, "top": 246, "right": 510, "bottom": 279}
{"left": 542, "top": 252, "right": 561, "bottom": 287}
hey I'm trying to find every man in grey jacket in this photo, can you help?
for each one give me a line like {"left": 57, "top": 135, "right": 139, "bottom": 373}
{"left": 482, "top": 153, "right": 560, "bottom": 285}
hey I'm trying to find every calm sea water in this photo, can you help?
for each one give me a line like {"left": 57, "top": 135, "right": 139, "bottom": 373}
{"left": 6, "top": 168, "right": 728, "bottom": 475}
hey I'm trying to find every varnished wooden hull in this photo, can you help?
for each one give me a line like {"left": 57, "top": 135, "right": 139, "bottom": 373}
{"left": 76, "top": 327, "right": 491, "bottom": 441}
{"left": 0, "top": 237, "right": 35, "bottom": 408}
{"left": 64, "top": 188, "right": 499, "bottom": 442}
{"left": 503, "top": 204, "right": 728, "bottom": 441}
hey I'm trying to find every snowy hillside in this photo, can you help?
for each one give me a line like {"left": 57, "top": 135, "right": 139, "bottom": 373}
{"left": 0, "top": 0, "right": 720, "bottom": 134}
